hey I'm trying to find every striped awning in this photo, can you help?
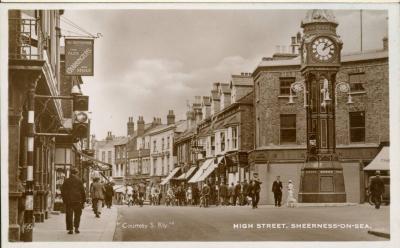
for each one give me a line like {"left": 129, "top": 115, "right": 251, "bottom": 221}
{"left": 188, "top": 158, "right": 214, "bottom": 183}
{"left": 160, "top": 167, "right": 181, "bottom": 185}
{"left": 364, "top": 147, "right": 390, "bottom": 171}
{"left": 176, "top": 166, "right": 197, "bottom": 180}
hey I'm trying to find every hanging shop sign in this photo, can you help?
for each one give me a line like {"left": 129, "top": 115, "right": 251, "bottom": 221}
{"left": 65, "top": 39, "right": 94, "bottom": 76}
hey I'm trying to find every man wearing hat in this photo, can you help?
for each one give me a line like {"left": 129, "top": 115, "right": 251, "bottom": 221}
{"left": 369, "top": 170, "right": 385, "bottom": 209}
{"left": 61, "top": 167, "right": 86, "bottom": 234}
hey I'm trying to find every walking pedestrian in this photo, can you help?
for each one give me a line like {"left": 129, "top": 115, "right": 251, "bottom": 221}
{"left": 369, "top": 171, "right": 385, "bottom": 209}
{"left": 186, "top": 186, "right": 193, "bottom": 205}
{"left": 242, "top": 180, "right": 249, "bottom": 205}
{"left": 104, "top": 182, "right": 114, "bottom": 208}
{"left": 61, "top": 168, "right": 86, "bottom": 234}
{"left": 234, "top": 181, "right": 241, "bottom": 206}
{"left": 272, "top": 176, "right": 283, "bottom": 207}
{"left": 219, "top": 182, "right": 228, "bottom": 206}
{"left": 228, "top": 183, "right": 234, "bottom": 205}
{"left": 286, "top": 180, "right": 297, "bottom": 208}
{"left": 90, "top": 177, "right": 105, "bottom": 217}
{"left": 252, "top": 176, "right": 262, "bottom": 209}
{"left": 138, "top": 180, "right": 146, "bottom": 207}
{"left": 192, "top": 185, "right": 199, "bottom": 206}
{"left": 202, "top": 182, "right": 210, "bottom": 207}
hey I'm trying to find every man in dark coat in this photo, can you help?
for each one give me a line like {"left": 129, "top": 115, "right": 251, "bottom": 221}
{"left": 369, "top": 171, "right": 385, "bottom": 209}
{"left": 138, "top": 180, "right": 146, "bottom": 207}
{"left": 219, "top": 182, "right": 228, "bottom": 206}
{"left": 61, "top": 168, "right": 86, "bottom": 234}
{"left": 90, "top": 177, "right": 105, "bottom": 217}
{"left": 202, "top": 182, "right": 211, "bottom": 207}
{"left": 233, "top": 181, "right": 241, "bottom": 206}
{"left": 228, "top": 183, "right": 234, "bottom": 205}
{"left": 104, "top": 182, "right": 114, "bottom": 208}
{"left": 252, "top": 176, "right": 262, "bottom": 209}
{"left": 272, "top": 176, "right": 283, "bottom": 207}
{"left": 242, "top": 180, "right": 249, "bottom": 205}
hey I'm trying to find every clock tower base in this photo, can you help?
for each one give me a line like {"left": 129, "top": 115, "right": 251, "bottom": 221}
{"left": 298, "top": 159, "right": 346, "bottom": 203}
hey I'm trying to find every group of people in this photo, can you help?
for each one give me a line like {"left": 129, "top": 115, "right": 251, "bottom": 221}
{"left": 160, "top": 177, "right": 263, "bottom": 209}
{"left": 209, "top": 178, "right": 262, "bottom": 209}
{"left": 60, "top": 168, "right": 115, "bottom": 234}
{"left": 89, "top": 177, "right": 115, "bottom": 217}
{"left": 271, "top": 176, "right": 297, "bottom": 208}
{"left": 59, "top": 168, "right": 386, "bottom": 235}
{"left": 122, "top": 181, "right": 147, "bottom": 207}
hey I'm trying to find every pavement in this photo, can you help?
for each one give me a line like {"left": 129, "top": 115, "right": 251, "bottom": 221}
{"left": 113, "top": 203, "right": 390, "bottom": 241}
{"left": 33, "top": 204, "right": 118, "bottom": 242}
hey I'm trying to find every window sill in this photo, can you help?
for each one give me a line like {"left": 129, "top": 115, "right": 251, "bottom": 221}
{"left": 278, "top": 95, "right": 297, "bottom": 99}
{"left": 349, "top": 91, "right": 366, "bottom": 95}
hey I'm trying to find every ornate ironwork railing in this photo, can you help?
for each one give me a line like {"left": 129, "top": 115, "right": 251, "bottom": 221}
{"left": 9, "top": 18, "right": 43, "bottom": 60}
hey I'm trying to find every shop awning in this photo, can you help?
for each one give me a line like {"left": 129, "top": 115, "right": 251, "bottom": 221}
{"left": 175, "top": 166, "right": 197, "bottom": 180}
{"left": 76, "top": 150, "right": 113, "bottom": 171}
{"left": 364, "top": 146, "right": 390, "bottom": 171}
{"left": 197, "top": 156, "right": 224, "bottom": 182}
{"left": 114, "top": 185, "right": 133, "bottom": 193}
{"left": 160, "top": 167, "right": 181, "bottom": 185}
{"left": 188, "top": 158, "right": 214, "bottom": 183}
{"left": 197, "top": 163, "right": 217, "bottom": 182}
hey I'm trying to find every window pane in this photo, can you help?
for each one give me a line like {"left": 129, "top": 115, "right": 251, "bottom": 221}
{"left": 349, "top": 73, "right": 365, "bottom": 91}
{"left": 55, "top": 148, "right": 65, "bottom": 164}
{"left": 280, "top": 77, "right": 295, "bottom": 95}
{"left": 350, "top": 112, "right": 365, "bottom": 127}
{"left": 281, "top": 129, "right": 296, "bottom": 143}
{"left": 350, "top": 129, "right": 365, "bottom": 142}
{"left": 281, "top": 115, "right": 296, "bottom": 128}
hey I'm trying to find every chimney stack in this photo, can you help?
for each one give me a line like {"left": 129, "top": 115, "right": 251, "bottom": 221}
{"left": 137, "top": 116, "right": 145, "bottom": 136}
{"left": 106, "top": 131, "right": 113, "bottom": 141}
{"left": 127, "top": 117, "right": 135, "bottom": 137}
{"left": 167, "top": 110, "right": 175, "bottom": 125}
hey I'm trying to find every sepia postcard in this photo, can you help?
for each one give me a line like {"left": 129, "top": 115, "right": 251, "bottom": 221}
{"left": 1, "top": 1, "right": 399, "bottom": 248}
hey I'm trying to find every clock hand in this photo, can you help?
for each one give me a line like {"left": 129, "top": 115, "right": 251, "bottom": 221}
{"left": 323, "top": 44, "right": 334, "bottom": 51}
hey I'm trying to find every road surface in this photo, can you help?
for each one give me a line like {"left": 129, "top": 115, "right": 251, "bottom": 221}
{"left": 113, "top": 204, "right": 389, "bottom": 241}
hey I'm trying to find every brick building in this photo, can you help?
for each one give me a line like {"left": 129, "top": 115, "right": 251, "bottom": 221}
{"left": 8, "top": 10, "right": 96, "bottom": 241}
{"left": 126, "top": 116, "right": 163, "bottom": 185}
{"left": 189, "top": 75, "right": 255, "bottom": 187}
{"left": 250, "top": 36, "right": 389, "bottom": 205}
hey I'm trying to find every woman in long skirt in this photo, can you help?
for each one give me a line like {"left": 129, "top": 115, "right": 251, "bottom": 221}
{"left": 286, "top": 180, "right": 297, "bottom": 208}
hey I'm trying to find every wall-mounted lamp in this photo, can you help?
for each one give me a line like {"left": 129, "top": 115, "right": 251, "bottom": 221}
{"left": 288, "top": 79, "right": 308, "bottom": 107}
{"left": 335, "top": 82, "right": 353, "bottom": 106}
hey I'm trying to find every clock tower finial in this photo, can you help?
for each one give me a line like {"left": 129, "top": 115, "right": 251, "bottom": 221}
{"left": 302, "top": 9, "right": 338, "bottom": 27}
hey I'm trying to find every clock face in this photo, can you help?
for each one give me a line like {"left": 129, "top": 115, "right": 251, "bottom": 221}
{"left": 312, "top": 37, "right": 336, "bottom": 61}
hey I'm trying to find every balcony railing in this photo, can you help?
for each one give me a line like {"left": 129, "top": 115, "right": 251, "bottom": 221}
{"left": 9, "top": 18, "right": 43, "bottom": 60}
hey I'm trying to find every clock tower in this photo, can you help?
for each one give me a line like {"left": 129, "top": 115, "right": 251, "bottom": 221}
{"left": 298, "top": 10, "right": 346, "bottom": 203}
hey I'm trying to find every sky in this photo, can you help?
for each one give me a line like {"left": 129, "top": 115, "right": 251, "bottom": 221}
{"left": 61, "top": 9, "right": 388, "bottom": 139}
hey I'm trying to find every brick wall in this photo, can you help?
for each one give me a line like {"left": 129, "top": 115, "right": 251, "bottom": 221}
{"left": 239, "top": 104, "right": 255, "bottom": 151}
{"left": 254, "top": 58, "right": 389, "bottom": 148}
{"left": 335, "top": 60, "right": 389, "bottom": 145}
